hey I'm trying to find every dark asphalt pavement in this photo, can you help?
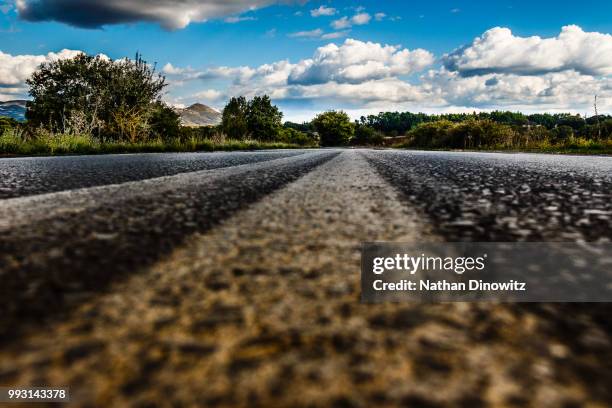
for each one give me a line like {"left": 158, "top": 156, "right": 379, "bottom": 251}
{"left": 0, "top": 150, "right": 307, "bottom": 199}
{"left": 0, "top": 150, "right": 338, "bottom": 337}
{"left": 365, "top": 150, "right": 612, "bottom": 242}
{"left": 1, "top": 149, "right": 611, "bottom": 332}
{"left": 1, "top": 149, "right": 611, "bottom": 407}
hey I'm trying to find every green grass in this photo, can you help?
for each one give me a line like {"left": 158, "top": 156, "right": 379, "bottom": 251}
{"left": 395, "top": 137, "right": 612, "bottom": 155}
{"left": 0, "top": 130, "right": 308, "bottom": 156}
{"left": 3, "top": 128, "right": 611, "bottom": 156}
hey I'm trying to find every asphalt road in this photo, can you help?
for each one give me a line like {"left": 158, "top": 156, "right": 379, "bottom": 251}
{"left": 0, "top": 150, "right": 307, "bottom": 199}
{"left": 0, "top": 149, "right": 611, "bottom": 407}
{"left": 366, "top": 150, "right": 612, "bottom": 242}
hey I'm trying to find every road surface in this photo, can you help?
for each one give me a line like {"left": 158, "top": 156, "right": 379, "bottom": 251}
{"left": 0, "top": 149, "right": 611, "bottom": 407}
{"left": 0, "top": 150, "right": 307, "bottom": 199}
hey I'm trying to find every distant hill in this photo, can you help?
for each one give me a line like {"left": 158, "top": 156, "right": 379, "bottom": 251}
{"left": 0, "top": 100, "right": 27, "bottom": 121}
{"left": 175, "top": 103, "right": 221, "bottom": 127}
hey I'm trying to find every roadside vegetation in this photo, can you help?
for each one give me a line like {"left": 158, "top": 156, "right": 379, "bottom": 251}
{"left": 360, "top": 111, "right": 612, "bottom": 154}
{"left": 287, "top": 110, "right": 612, "bottom": 153}
{"left": 1, "top": 52, "right": 611, "bottom": 155}
{"left": 0, "top": 53, "right": 315, "bottom": 156}
{"left": 0, "top": 129, "right": 299, "bottom": 155}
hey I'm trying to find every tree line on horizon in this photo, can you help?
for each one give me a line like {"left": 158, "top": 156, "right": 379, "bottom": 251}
{"left": 355, "top": 110, "right": 612, "bottom": 136}
{"left": 283, "top": 109, "right": 612, "bottom": 149}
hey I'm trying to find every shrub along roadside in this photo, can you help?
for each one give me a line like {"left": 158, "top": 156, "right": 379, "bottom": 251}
{"left": 312, "top": 110, "right": 354, "bottom": 146}
{"left": 396, "top": 119, "right": 612, "bottom": 154}
{"left": 26, "top": 53, "right": 180, "bottom": 142}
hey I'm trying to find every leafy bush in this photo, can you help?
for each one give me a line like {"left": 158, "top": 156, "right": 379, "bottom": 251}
{"left": 0, "top": 117, "right": 18, "bottom": 134}
{"left": 312, "top": 110, "right": 354, "bottom": 146}
{"left": 399, "top": 117, "right": 612, "bottom": 152}
{"left": 352, "top": 124, "right": 384, "bottom": 146}
{"left": 221, "top": 96, "right": 248, "bottom": 139}
{"left": 408, "top": 120, "right": 456, "bottom": 148}
{"left": 478, "top": 120, "right": 517, "bottom": 147}
{"left": 179, "top": 125, "right": 219, "bottom": 141}
{"left": 149, "top": 102, "right": 181, "bottom": 141}
{"left": 246, "top": 95, "right": 283, "bottom": 141}
{"left": 552, "top": 125, "right": 574, "bottom": 143}
{"left": 583, "top": 120, "right": 612, "bottom": 140}
{"left": 279, "top": 127, "right": 316, "bottom": 146}
{"left": 221, "top": 95, "right": 283, "bottom": 141}
{"left": 449, "top": 120, "right": 483, "bottom": 148}
{"left": 526, "top": 126, "right": 553, "bottom": 143}
{"left": 25, "top": 52, "right": 174, "bottom": 141}
{"left": 406, "top": 120, "right": 520, "bottom": 149}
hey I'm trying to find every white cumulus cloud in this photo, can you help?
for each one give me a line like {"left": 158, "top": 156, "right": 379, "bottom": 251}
{"left": 331, "top": 12, "right": 372, "bottom": 30}
{"left": 165, "top": 38, "right": 436, "bottom": 109}
{"left": 351, "top": 12, "right": 371, "bottom": 25}
{"left": 310, "top": 6, "right": 336, "bottom": 17}
{"left": 331, "top": 16, "right": 350, "bottom": 30}
{"left": 0, "top": 49, "right": 83, "bottom": 100}
{"left": 167, "top": 26, "right": 612, "bottom": 118}
{"left": 193, "top": 89, "right": 224, "bottom": 101}
{"left": 444, "top": 25, "right": 612, "bottom": 77}
{"left": 287, "top": 39, "right": 435, "bottom": 85}
{"left": 7, "top": 25, "right": 612, "bottom": 119}
{"left": 425, "top": 68, "right": 612, "bottom": 112}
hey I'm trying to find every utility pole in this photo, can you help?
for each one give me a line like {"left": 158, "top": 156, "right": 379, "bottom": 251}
{"left": 594, "top": 95, "right": 601, "bottom": 139}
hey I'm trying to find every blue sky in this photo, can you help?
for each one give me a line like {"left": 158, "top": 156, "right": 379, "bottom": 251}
{"left": 2, "top": 0, "right": 612, "bottom": 121}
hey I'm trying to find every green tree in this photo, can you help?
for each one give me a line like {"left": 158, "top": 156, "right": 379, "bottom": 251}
{"left": 552, "top": 125, "right": 574, "bottom": 143}
{"left": 527, "top": 126, "right": 553, "bottom": 143}
{"left": 246, "top": 95, "right": 283, "bottom": 141}
{"left": 408, "top": 120, "right": 455, "bottom": 148}
{"left": 149, "top": 102, "right": 180, "bottom": 140}
{"left": 312, "top": 110, "right": 354, "bottom": 146}
{"left": 352, "top": 124, "right": 384, "bottom": 146}
{"left": 221, "top": 96, "right": 248, "bottom": 139}
{"left": 25, "top": 53, "right": 170, "bottom": 141}
{"left": 528, "top": 113, "right": 557, "bottom": 129}
{"left": 284, "top": 121, "right": 313, "bottom": 133}
{"left": 557, "top": 114, "right": 585, "bottom": 131}
{"left": 0, "top": 117, "right": 18, "bottom": 134}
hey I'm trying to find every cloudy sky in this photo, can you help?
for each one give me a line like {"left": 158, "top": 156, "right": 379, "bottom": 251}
{"left": 1, "top": 0, "right": 612, "bottom": 121}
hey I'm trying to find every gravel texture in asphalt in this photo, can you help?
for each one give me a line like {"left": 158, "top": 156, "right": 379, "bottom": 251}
{"left": 0, "top": 151, "right": 338, "bottom": 339}
{"left": 1, "top": 149, "right": 611, "bottom": 407}
{"left": 364, "top": 150, "right": 612, "bottom": 242}
{"left": 0, "top": 150, "right": 307, "bottom": 199}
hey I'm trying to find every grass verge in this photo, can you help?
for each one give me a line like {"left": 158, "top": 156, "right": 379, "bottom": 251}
{"left": 0, "top": 130, "right": 308, "bottom": 157}
{"left": 395, "top": 138, "right": 612, "bottom": 155}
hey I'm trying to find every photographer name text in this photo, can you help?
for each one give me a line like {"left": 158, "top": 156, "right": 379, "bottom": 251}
{"left": 371, "top": 254, "right": 526, "bottom": 292}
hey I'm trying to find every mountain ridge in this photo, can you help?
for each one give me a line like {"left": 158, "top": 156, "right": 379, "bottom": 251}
{"left": 175, "top": 103, "right": 222, "bottom": 127}
{"left": 0, "top": 100, "right": 27, "bottom": 121}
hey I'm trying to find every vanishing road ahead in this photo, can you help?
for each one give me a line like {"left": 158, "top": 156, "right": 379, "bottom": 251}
{"left": 1, "top": 149, "right": 612, "bottom": 406}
